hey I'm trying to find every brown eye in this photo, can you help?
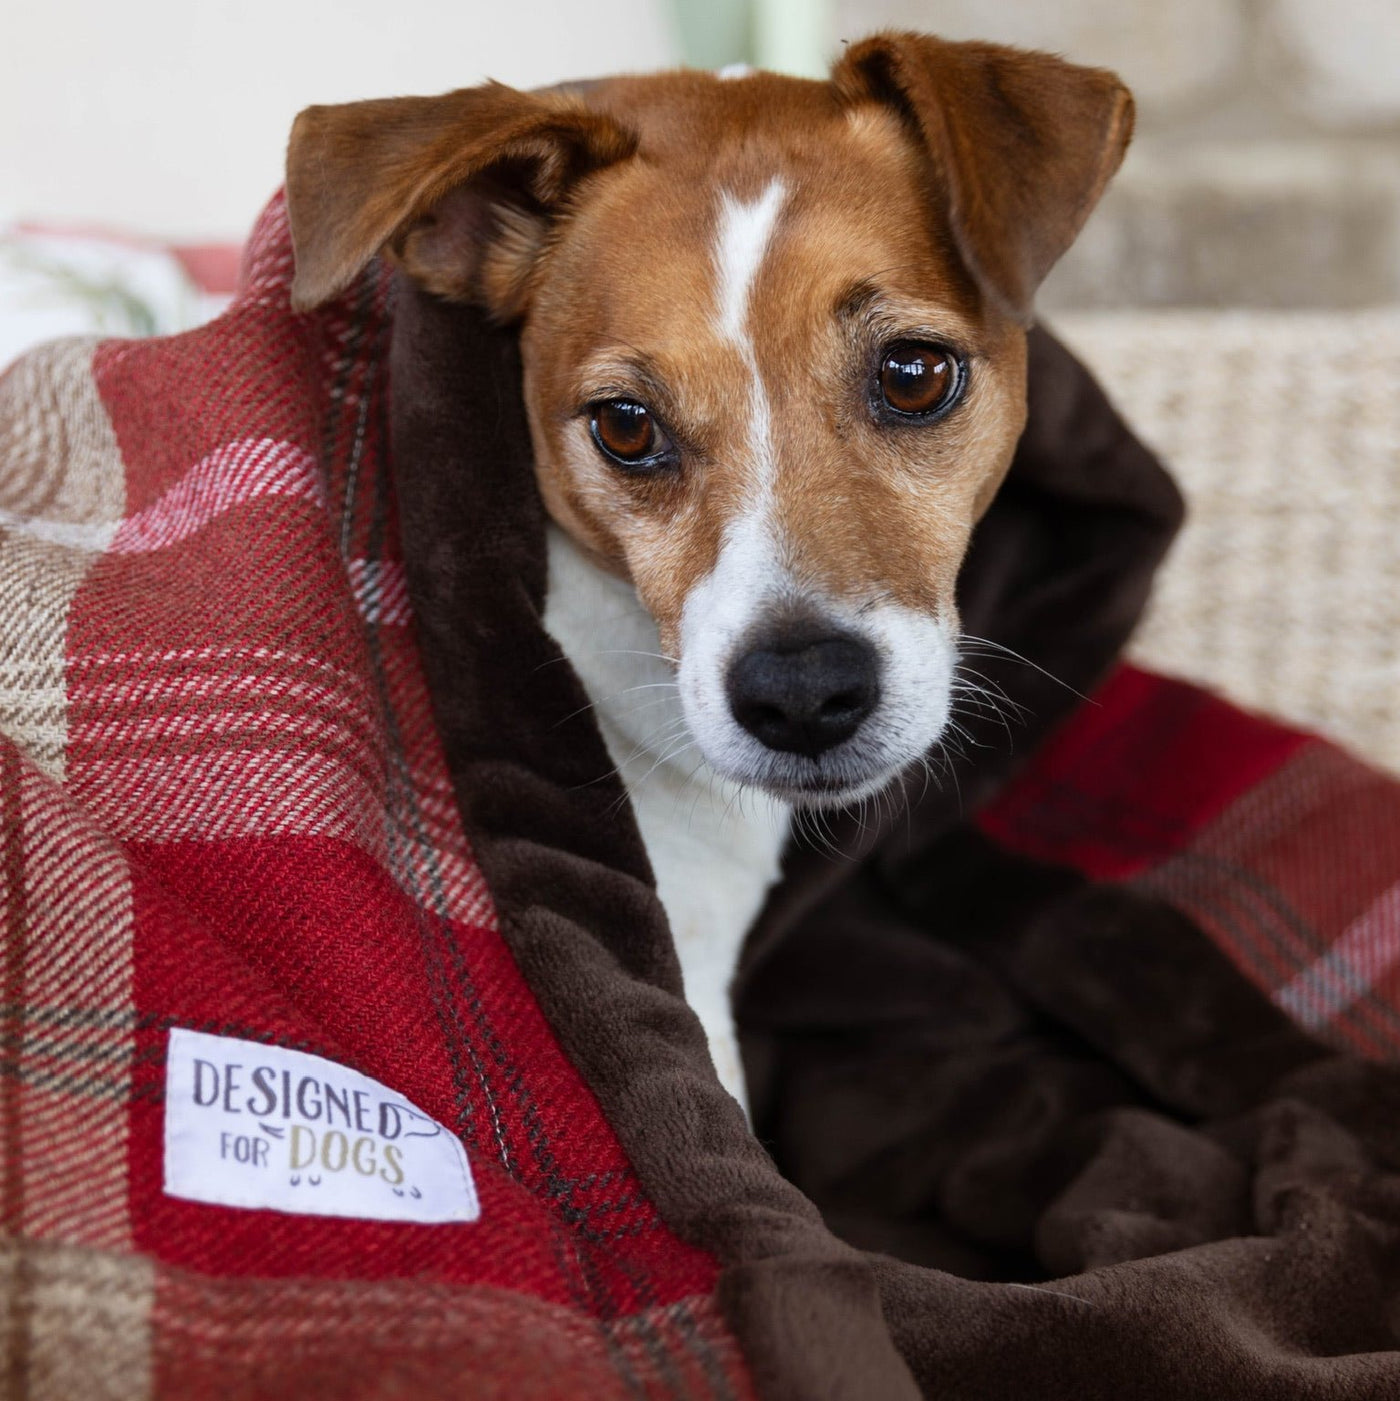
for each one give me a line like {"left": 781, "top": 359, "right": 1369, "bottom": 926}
{"left": 589, "top": 399, "right": 668, "bottom": 467}
{"left": 878, "top": 343, "right": 962, "bottom": 418}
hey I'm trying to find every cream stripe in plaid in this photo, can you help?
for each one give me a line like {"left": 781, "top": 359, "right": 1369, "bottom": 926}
{"left": 107, "top": 437, "right": 322, "bottom": 553}
{"left": 64, "top": 647, "right": 486, "bottom": 920}
{"left": 6, "top": 714, "right": 139, "bottom": 1260}
{"left": 0, "top": 343, "right": 143, "bottom": 1350}
{"left": 1055, "top": 308, "right": 1400, "bottom": 772}
{"left": 0, "top": 1238, "right": 735, "bottom": 1400}
{"left": 0, "top": 1241, "right": 154, "bottom": 1401}
{"left": 1276, "top": 880, "right": 1400, "bottom": 1030}
{"left": 0, "top": 340, "right": 125, "bottom": 783}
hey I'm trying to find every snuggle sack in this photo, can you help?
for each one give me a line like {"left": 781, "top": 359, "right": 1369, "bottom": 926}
{"left": 3, "top": 193, "right": 1400, "bottom": 1399}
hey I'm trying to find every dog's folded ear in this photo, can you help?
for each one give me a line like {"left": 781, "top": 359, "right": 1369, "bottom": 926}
{"left": 833, "top": 32, "right": 1133, "bottom": 321}
{"left": 285, "top": 83, "right": 636, "bottom": 315}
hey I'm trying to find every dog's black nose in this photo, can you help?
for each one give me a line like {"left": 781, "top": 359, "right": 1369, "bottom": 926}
{"left": 727, "top": 633, "right": 880, "bottom": 757}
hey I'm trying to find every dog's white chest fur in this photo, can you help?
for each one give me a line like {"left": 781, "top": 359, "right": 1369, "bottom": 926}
{"left": 543, "top": 526, "right": 791, "bottom": 1113}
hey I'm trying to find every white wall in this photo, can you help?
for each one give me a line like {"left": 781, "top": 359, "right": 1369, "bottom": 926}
{"left": 1, "top": 0, "right": 679, "bottom": 240}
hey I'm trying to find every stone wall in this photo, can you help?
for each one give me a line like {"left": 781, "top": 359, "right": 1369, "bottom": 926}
{"left": 833, "top": 0, "right": 1400, "bottom": 308}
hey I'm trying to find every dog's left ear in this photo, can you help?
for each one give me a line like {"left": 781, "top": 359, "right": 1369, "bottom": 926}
{"left": 833, "top": 32, "right": 1133, "bottom": 321}
{"left": 285, "top": 82, "right": 637, "bottom": 315}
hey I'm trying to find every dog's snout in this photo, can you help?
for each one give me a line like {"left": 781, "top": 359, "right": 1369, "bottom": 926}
{"left": 727, "top": 633, "right": 880, "bottom": 757}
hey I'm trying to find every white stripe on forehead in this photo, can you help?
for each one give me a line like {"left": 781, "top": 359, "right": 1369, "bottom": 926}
{"left": 714, "top": 180, "right": 786, "bottom": 343}
{"left": 695, "top": 179, "right": 790, "bottom": 703}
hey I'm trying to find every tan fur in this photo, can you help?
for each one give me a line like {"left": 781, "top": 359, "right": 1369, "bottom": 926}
{"left": 284, "top": 34, "right": 1131, "bottom": 655}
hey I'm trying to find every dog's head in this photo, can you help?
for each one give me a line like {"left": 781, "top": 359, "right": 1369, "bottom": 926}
{"left": 286, "top": 35, "right": 1132, "bottom": 806}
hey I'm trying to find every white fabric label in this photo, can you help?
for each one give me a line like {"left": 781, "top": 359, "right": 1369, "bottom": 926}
{"left": 163, "top": 1028, "right": 480, "bottom": 1224}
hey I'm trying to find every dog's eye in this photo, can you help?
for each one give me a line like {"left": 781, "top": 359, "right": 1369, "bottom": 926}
{"left": 878, "top": 344, "right": 963, "bottom": 418}
{"left": 589, "top": 399, "right": 670, "bottom": 468}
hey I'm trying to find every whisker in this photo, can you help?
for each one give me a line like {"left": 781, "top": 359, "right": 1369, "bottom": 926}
{"left": 933, "top": 738, "right": 965, "bottom": 814}
{"left": 591, "top": 647, "right": 681, "bottom": 665}
{"left": 958, "top": 635, "right": 1091, "bottom": 704}
{"left": 551, "top": 681, "right": 682, "bottom": 731}
{"left": 953, "top": 679, "right": 1030, "bottom": 723}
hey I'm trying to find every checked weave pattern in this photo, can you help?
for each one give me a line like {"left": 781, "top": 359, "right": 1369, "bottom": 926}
{"left": 0, "top": 195, "right": 752, "bottom": 1400}
{"left": 980, "top": 664, "right": 1400, "bottom": 1061}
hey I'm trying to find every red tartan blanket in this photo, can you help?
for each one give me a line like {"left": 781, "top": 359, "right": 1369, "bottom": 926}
{"left": 5, "top": 192, "right": 1400, "bottom": 1399}
{"left": 980, "top": 663, "right": 1400, "bottom": 1062}
{"left": 0, "top": 196, "right": 748, "bottom": 1398}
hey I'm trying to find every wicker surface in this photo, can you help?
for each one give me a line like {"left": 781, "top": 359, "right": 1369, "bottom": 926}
{"left": 1055, "top": 307, "right": 1400, "bottom": 771}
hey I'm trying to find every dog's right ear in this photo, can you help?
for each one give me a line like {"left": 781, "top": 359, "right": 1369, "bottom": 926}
{"left": 285, "top": 83, "right": 636, "bottom": 315}
{"left": 833, "top": 33, "right": 1133, "bottom": 322}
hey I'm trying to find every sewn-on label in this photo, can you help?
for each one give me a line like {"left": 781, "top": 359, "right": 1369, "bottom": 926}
{"left": 163, "top": 1028, "right": 480, "bottom": 1224}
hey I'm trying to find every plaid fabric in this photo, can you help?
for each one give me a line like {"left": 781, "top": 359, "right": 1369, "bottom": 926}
{"left": 0, "top": 195, "right": 752, "bottom": 1399}
{"left": 979, "top": 663, "right": 1400, "bottom": 1061}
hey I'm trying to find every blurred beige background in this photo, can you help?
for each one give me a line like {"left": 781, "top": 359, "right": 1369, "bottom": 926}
{"left": 6, "top": 0, "right": 1397, "bottom": 309}
{"left": 840, "top": 0, "right": 1400, "bottom": 311}
{"left": 0, "top": 0, "right": 678, "bottom": 239}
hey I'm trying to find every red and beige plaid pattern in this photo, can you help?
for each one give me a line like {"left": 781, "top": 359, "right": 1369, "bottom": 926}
{"left": 979, "top": 664, "right": 1400, "bottom": 1061}
{"left": 0, "top": 196, "right": 753, "bottom": 1399}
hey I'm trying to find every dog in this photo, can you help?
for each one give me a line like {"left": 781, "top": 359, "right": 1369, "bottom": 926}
{"left": 283, "top": 33, "right": 1133, "bottom": 1112}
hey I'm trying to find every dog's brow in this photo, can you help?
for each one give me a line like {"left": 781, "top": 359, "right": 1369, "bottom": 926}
{"left": 574, "top": 351, "right": 670, "bottom": 406}
{"left": 833, "top": 281, "right": 979, "bottom": 355}
{"left": 834, "top": 280, "right": 882, "bottom": 324}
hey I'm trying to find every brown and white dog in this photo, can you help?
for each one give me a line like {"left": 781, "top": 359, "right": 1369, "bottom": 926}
{"left": 284, "top": 34, "right": 1133, "bottom": 1111}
